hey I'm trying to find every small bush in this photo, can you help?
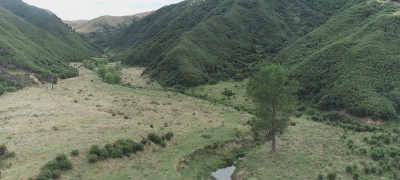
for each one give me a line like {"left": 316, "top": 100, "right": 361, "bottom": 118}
{"left": 70, "top": 150, "right": 79, "bottom": 156}
{"left": 317, "top": 174, "right": 324, "bottom": 180}
{"left": 201, "top": 134, "right": 211, "bottom": 139}
{"left": 363, "top": 166, "right": 370, "bottom": 174}
{"left": 221, "top": 89, "right": 235, "bottom": 97}
{"left": 345, "top": 165, "right": 353, "bottom": 173}
{"left": 141, "top": 138, "right": 148, "bottom": 145}
{"left": 297, "top": 106, "right": 307, "bottom": 111}
{"left": 0, "top": 145, "right": 7, "bottom": 155}
{"left": 370, "top": 166, "right": 376, "bottom": 174}
{"left": 36, "top": 154, "right": 73, "bottom": 179}
{"left": 55, "top": 154, "right": 67, "bottom": 162}
{"left": 99, "top": 148, "right": 110, "bottom": 160}
{"left": 311, "top": 115, "right": 320, "bottom": 121}
{"left": 327, "top": 172, "right": 337, "bottom": 180}
{"left": 134, "top": 143, "right": 144, "bottom": 152}
{"left": 3, "top": 151, "right": 15, "bottom": 158}
{"left": 165, "top": 132, "right": 174, "bottom": 141}
{"left": 111, "top": 148, "right": 123, "bottom": 158}
{"left": 88, "top": 154, "right": 99, "bottom": 163}
{"left": 89, "top": 145, "right": 101, "bottom": 156}
{"left": 359, "top": 148, "right": 367, "bottom": 155}
{"left": 105, "top": 143, "right": 113, "bottom": 152}
{"left": 160, "top": 141, "right": 167, "bottom": 148}
{"left": 58, "top": 159, "right": 73, "bottom": 171}
{"left": 294, "top": 112, "right": 302, "bottom": 117}
{"left": 148, "top": 133, "right": 163, "bottom": 145}
{"left": 352, "top": 173, "right": 360, "bottom": 180}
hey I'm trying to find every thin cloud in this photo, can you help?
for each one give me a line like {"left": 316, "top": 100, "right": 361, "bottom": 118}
{"left": 22, "top": 0, "right": 183, "bottom": 20}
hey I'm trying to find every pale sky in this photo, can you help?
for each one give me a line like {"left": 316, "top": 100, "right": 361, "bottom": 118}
{"left": 22, "top": 0, "right": 183, "bottom": 20}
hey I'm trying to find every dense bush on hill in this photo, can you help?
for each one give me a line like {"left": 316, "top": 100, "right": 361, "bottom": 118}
{"left": 274, "top": 1, "right": 400, "bottom": 119}
{"left": 110, "top": 0, "right": 363, "bottom": 86}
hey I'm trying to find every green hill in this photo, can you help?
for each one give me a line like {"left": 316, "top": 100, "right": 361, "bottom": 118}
{"left": 110, "top": 0, "right": 364, "bottom": 86}
{"left": 64, "top": 12, "right": 152, "bottom": 48}
{"left": 0, "top": 0, "right": 99, "bottom": 94}
{"left": 274, "top": 1, "right": 400, "bottom": 119}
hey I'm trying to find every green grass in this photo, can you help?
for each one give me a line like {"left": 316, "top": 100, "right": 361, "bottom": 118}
{"left": 0, "top": 67, "right": 251, "bottom": 179}
{"left": 235, "top": 117, "right": 398, "bottom": 179}
{"left": 185, "top": 80, "right": 253, "bottom": 112}
{"left": 186, "top": 79, "right": 400, "bottom": 179}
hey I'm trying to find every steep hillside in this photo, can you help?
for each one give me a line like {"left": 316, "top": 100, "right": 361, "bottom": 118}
{"left": 274, "top": 1, "right": 400, "bottom": 119}
{"left": 110, "top": 0, "right": 365, "bottom": 86}
{"left": 65, "top": 12, "right": 152, "bottom": 48}
{"left": 0, "top": 0, "right": 99, "bottom": 94}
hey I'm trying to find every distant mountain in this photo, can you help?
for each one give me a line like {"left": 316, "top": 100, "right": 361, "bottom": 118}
{"left": 64, "top": 12, "right": 153, "bottom": 48}
{"left": 0, "top": 0, "right": 99, "bottom": 94}
{"left": 273, "top": 1, "right": 400, "bottom": 119}
{"left": 109, "top": 0, "right": 364, "bottom": 86}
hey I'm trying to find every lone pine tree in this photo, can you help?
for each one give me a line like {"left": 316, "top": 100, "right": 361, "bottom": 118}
{"left": 247, "top": 64, "right": 296, "bottom": 153}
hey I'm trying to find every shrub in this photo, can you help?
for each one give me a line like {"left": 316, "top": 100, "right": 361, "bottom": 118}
{"left": 58, "top": 159, "right": 73, "bottom": 171}
{"left": 0, "top": 145, "right": 7, "bottom": 155}
{"left": 97, "top": 64, "right": 106, "bottom": 79}
{"left": 55, "top": 154, "right": 67, "bottom": 162}
{"left": 221, "top": 89, "right": 235, "bottom": 97}
{"left": 160, "top": 141, "right": 167, "bottom": 148}
{"left": 36, "top": 154, "right": 73, "bottom": 179}
{"left": 327, "top": 172, "right": 337, "bottom": 180}
{"left": 370, "top": 166, "right": 376, "bottom": 174}
{"left": 294, "top": 112, "right": 302, "bottom": 117}
{"left": 111, "top": 148, "right": 123, "bottom": 158}
{"left": 36, "top": 169, "right": 60, "bottom": 180}
{"left": 311, "top": 115, "right": 320, "bottom": 121}
{"left": 297, "top": 106, "right": 307, "bottom": 111}
{"left": 70, "top": 150, "right": 79, "bottom": 157}
{"left": 352, "top": 173, "right": 360, "bottom": 180}
{"left": 134, "top": 143, "right": 144, "bottom": 152}
{"left": 0, "top": 84, "right": 5, "bottom": 95}
{"left": 345, "top": 165, "right": 353, "bottom": 173}
{"left": 104, "top": 72, "right": 114, "bottom": 84}
{"left": 359, "top": 148, "right": 367, "bottom": 155}
{"left": 82, "top": 59, "right": 96, "bottom": 70}
{"left": 89, "top": 145, "right": 101, "bottom": 156}
{"left": 88, "top": 154, "right": 99, "bottom": 163}
{"left": 42, "top": 160, "right": 59, "bottom": 171}
{"left": 141, "top": 138, "right": 148, "bottom": 145}
{"left": 3, "top": 151, "right": 15, "bottom": 158}
{"left": 363, "top": 166, "right": 370, "bottom": 174}
{"left": 105, "top": 143, "right": 113, "bottom": 152}
{"left": 99, "top": 148, "right": 110, "bottom": 160}
{"left": 317, "top": 174, "right": 324, "bottom": 180}
{"left": 165, "top": 132, "right": 174, "bottom": 141}
{"left": 148, "top": 133, "right": 163, "bottom": 145}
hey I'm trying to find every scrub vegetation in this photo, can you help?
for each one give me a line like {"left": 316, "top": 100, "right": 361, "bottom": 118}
{"left": 1, "top": 0, "right": 400, "bottom": 179}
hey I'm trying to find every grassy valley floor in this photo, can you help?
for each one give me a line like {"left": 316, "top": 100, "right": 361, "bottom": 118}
{"left": 0, "top": 66, "right": 251, "bottom": 179}
{"left": 1, "top": 66, "right": 399, "bottom": 179}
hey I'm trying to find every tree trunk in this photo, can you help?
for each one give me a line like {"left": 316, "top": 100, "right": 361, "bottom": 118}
{"left": 271, "top": 130, "right": 276, "bottom": 154}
